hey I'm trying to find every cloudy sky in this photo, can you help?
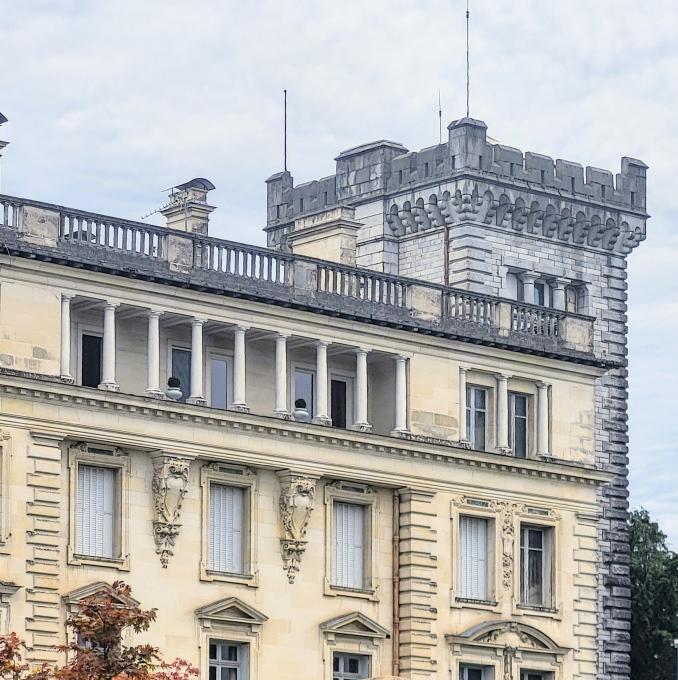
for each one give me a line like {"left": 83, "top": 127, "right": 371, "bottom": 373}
{"left": 1, "top": 1, "right": 676, "bottom": 542}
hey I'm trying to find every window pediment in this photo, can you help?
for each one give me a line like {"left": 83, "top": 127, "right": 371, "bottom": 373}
{"left": 449, "top": 620, "right": 566, "bottom": 655}
{"left": 320, "top": 612, "right": 389, "bottom": 640}
{"left": 195, "top": 597, "right": 268, "bottom": 628}
{"left": 62, "top": 582, "right": 140, "bottom": 610}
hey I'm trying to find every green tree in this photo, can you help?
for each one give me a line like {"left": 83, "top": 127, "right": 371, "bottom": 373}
{"left": 630, "top": 508, "right": 678, "bottom": 679}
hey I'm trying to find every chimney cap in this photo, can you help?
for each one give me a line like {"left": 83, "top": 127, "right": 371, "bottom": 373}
{"left": 0, "top": 113, "right": 7, "bottom": 125}
{"left": 172, "top": 177, "right": 215, "bottom": 192}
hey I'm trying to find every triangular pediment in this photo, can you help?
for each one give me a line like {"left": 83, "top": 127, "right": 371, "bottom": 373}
{"left": 62, "top": 582, "right": 139, "bottom": 608}
{"left": 195, "top": 597, "right": 268, "bottom": 625}
{"left": 320, "top": 612, "right": 389, "bottom": 639}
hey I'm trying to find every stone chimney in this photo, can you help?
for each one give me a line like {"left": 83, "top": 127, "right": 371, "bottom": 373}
{"left": 287, "top": 206, "right": 362, "bottom": 266}
{"left": 160, "top": 178, "right": 215, "bottom": 235}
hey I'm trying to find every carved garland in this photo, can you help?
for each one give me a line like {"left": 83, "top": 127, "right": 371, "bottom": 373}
{"left": 278, "top": 474, "right": 317, "bottom": 584}
{"left": 152, "top": 455, "right": 191, "bottom": 568}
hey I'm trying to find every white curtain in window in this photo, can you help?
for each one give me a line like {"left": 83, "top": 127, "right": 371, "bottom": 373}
{"left": 332, "top": 501, "right": 365, "bottom": 589}
{"left": 76, "top": 464, "right": 115, "bottom": 558}
{"left": 209, "top": 484, "right": 244, "bottom": 574}
{"left": 460, "top": 516, "right": 488, "bottom": 599}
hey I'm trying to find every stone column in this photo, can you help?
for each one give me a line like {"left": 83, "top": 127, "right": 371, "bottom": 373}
{"left": 496, "top": 373, "right": 511, "bottom": 454}
{"left": 552, "top": 277, "right": 569, "bottom": 310}
{"left": 312, "top": 341, "right": 331, "bottom": 425}
{"left": 232, "top": 325, "right": 249, "bottom": 412}
{"left": 352, "top": 348, "right": 371, "bottom": 432}
{"left": 98, "top": 302, "right": 119, "bottom": 391}
{"left": 520, "top": 272, "right": 539, "bottom": 305}
{"left": 537, "top": 381, "right": 550, "bottom": 456}
{"left": 60, "top": 293, "right": 74, "bottom": 383}
{"left": 187, "top": 318, "right": 205, "bottom": 405}
{"left": 392, "top": 356, "right": 408, "bottom": 435}
{"left": 274, "top": 333, "right": 290, "bottom": 419}
{"left": 458, "top": 367, "right": 469, "bottom": 446}
{"left": 145, "top": 310, "right": 163, "bottom": 398}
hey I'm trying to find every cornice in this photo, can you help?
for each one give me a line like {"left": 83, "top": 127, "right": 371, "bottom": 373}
{"left": 0, "top": 372, "right": 613, "bottom": 489}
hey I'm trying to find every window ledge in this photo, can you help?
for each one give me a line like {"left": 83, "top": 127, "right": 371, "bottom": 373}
{"left": 452, "top": 594, "right": 501, "bottom": 612}
{"left": 69, "top": 552, "right": 130, "bottom": 571}
{"left": 324, "top": 583, "right": 379, "bottom": 602}
{"left": 515, "top": 603, "right": 559, "bottom": 617}
{"left": 200, "top": 568, "right": 258, "bottom": 588}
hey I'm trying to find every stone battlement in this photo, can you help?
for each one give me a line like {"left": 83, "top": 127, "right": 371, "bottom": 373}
{"left": 265, "top": 117, "right": 648, "bottom": 236}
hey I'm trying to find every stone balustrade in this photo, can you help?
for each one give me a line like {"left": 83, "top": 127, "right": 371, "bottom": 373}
{"left": 0, "top": 194, "right": 602, "bottom": 364}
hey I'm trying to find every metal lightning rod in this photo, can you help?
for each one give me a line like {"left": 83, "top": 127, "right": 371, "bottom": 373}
{"left": 438, "top": 90, "right": 442, "bottom": 144}
{"left": 466, "top": 0, "right": 470, "bottom": 118}
{"left": 284, "top": 89, "right": 288, "bottom": 172}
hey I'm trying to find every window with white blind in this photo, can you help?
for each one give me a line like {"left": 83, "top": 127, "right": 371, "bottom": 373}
{"left": 75, "top": 464, "right": 116, "bottom": 558}
{"left": 332, "top": 501, "right": 366, "bottom": 590}
{"left": 466, "top": 386, "right": 488, "bottom": 451}
{"left": 208, "top": 484, "right": 245, "bottom": 574}
{"left": 459, "top": 516, "right": 489, "bottom": 600}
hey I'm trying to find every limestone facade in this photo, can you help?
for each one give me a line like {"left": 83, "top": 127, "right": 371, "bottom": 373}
{"left": 0, "top": 117, "right": 647, "bottom": 680}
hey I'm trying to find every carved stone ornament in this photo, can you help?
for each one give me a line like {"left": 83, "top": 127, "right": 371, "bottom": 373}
{"left": 152, "top": 454, "right": 191, "bottom": 568}
{"left": 278, "top": 473, "right": 317, "bottom": 584}
{"left": 499, "top": 502, "right": 518, "bottom": 591}
{"left": 502, "top": 645, "right": 515, "bottom": 680}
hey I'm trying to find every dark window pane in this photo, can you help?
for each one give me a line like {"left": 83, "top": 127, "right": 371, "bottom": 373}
{"left": 81, "top": 334, "right": 102, "bottom": 387}
{"left": 209, "top": 643, "right": 216, "bottom": 660}
{"left": 474, "top": 389, "right": 486, "bottom": 409}
{"left": 515, "top": 417, "right": 527, "bottom": 458}
{"left": 331, "top": 379, "right": 347, "bottom": 428}
{"left": 295, "top": 370, "right": 314, "bottom": 414}
{"left": 468, "top": 670, "right": 483, "bottom": 680}
{"left": 210, "top": 358, "right": 228, "bottom": 409}
{"left": 333, "top": 655, "right": 339, "bottom": 671}
{"left": 209, "top": 667, "right": 216, "bottom": 680}
{"left": 534, "top": 283, "right": 545, "bottom": 306}
{"left": 171, "top": 348, "right": 191, "bottom": 403}
{"left": 529, "top": 529, "right": 543, "bottom": 549}
{"left": 348, "top": 658, "right": 359, "bottom": 673}
{"left": 515, "top": 394, "right": 527, "bottom": 416}
{"left": 474, "top": 411, "right": 486, "bottom": 450}
{"left": 528, "top": 550, "right": 543, "bottom": 603}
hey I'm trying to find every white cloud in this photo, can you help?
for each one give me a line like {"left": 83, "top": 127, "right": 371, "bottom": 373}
{"left": 1, "top": 0, "right": 677, "bottom": 540}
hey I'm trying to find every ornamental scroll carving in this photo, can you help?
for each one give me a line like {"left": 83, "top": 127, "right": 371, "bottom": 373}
{"left": 152, "top": 454, "right": 191, "bottom": 568}
{"left": 499, "top": 502, "right": 519, "bottom": 591}
{"left": 278, "top": 473, "right": 317, "bottom": 584}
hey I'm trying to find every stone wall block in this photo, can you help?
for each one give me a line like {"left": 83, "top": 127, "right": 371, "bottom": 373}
{"left": 18, "top": 206, "right": 60, "bottom": 247}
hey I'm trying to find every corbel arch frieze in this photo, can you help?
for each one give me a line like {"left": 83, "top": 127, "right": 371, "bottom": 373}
{"left": 385, "top": 183, "right": 644, "bottom": 254}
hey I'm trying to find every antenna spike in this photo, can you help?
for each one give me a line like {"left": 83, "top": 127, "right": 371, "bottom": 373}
{"left": 438, "top": 90, "right": 442, "bottom": 144}
{"left": 466, "top": 0, "right": 470, "bottom": 118}
{"left": 283, "top": 89, "right": 288, "bottom": 172}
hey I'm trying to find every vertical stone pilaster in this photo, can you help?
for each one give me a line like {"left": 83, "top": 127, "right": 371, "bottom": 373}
{"left": 397, "top": 489, "right": 437, "bottom": 678}
{"left": 25, "top": 432, "right": 64, "bottom": 664}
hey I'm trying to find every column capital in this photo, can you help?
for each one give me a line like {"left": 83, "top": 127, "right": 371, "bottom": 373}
{"left": 191, "top": 317, "right": 207, "bottom": 326}
{"left": 459, "top": 366, "right": 468, "bottom": 375}
{"left": 148, "top": 309, "right": 164, "bottom": 318}
{"left": 315, "top": 340, "right": 329, "bottom": 349}
{"left": 495, "top": 373, "right": 512, "bottom": 382}
{"left": 104, "top": 301, "right": 120, "bottom": 310}
{"left": 234, "top": 324, "right": 250, "bottom": 333}
{"left": 536, "top": 380, "right": 551, "bottom": 390}
{"left": 275, "top": 332, "right": 290, "bottom": 341}
{"left": 394, "top": 354, "right": 408, "bottom": 364}
{"left": 61, "top": 292, "right": 75, "bottom": 301}
{"left": 520, "top": 271, "right": 540, "bottom": 283}
{"left": 354, "top": 347, "right": 370, "bottom": 356}
{"left": 551, "top": 276, "right": 570, "bottom": 288}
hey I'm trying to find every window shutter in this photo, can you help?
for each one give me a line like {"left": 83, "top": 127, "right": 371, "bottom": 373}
{"left": 76, "top": 465, "right": 115, "bottom": 558}
{"left": 209, "top": 484, "right": 244, "bottom": 574}
{"left": 460, "top": 516, "right": 487, "bottom": 599}
{"left": 333, "top": 502, "right": 365, "bottom": 589}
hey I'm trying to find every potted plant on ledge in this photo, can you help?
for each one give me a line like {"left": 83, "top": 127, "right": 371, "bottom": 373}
{"left": 166, "top": 376, "right": 183, "bottom": 401}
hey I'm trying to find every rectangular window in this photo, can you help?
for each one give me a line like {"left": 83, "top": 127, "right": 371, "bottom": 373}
{"left": 521, "top": 673, "right": 547, "bottom": 680}
{"left": 459, "top": 516, "right": 489, "bottom": 600}
{"left": 520, "top": 525, "right": 553, "bottom": 607}
{"left": 333, "top": 652, "right": 370, "bottom": 680}
{"left": 209, "top": 356, "right": 229, "bottom": 409}
{"left": 76, "top": 464, "right": 116, "bottom": 558}
{"left": 294, "top": 369, "right": 314, "bottom": 415}
{"left": 332, "top": 501, "right": 365, "bottom": 589}
{"left": 81, "top": 334, "right": 102, "bottom": 388}
{"left": 331, "top": 379, "right": 348, "bottom": 428}
{"left": 466, "top": 386, "right": 487, "bottom": 451}
{"left": 509, "top": 393, "right": 529, "bottom": 459}
{"left": 208, "top": 484, "right": 245, "bottom": 574}
{"left": 534, "top": 282, "right": 546, "bottom": 306}
{"left": 208, "top": 641, "right": 248, "bottom": 680}
{"left": 460, "top": 666, "right": 492, "bottom": 680}
{"left": 171, "top": 347, "right": 191, "bottom": 403}
{"left": 424, "top": 162, "right": 430, "bottom": 177}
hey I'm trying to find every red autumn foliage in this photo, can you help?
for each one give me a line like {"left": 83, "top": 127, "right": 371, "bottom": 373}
{"left": 0, "top": 582, "right": 197, "bottom": 680}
